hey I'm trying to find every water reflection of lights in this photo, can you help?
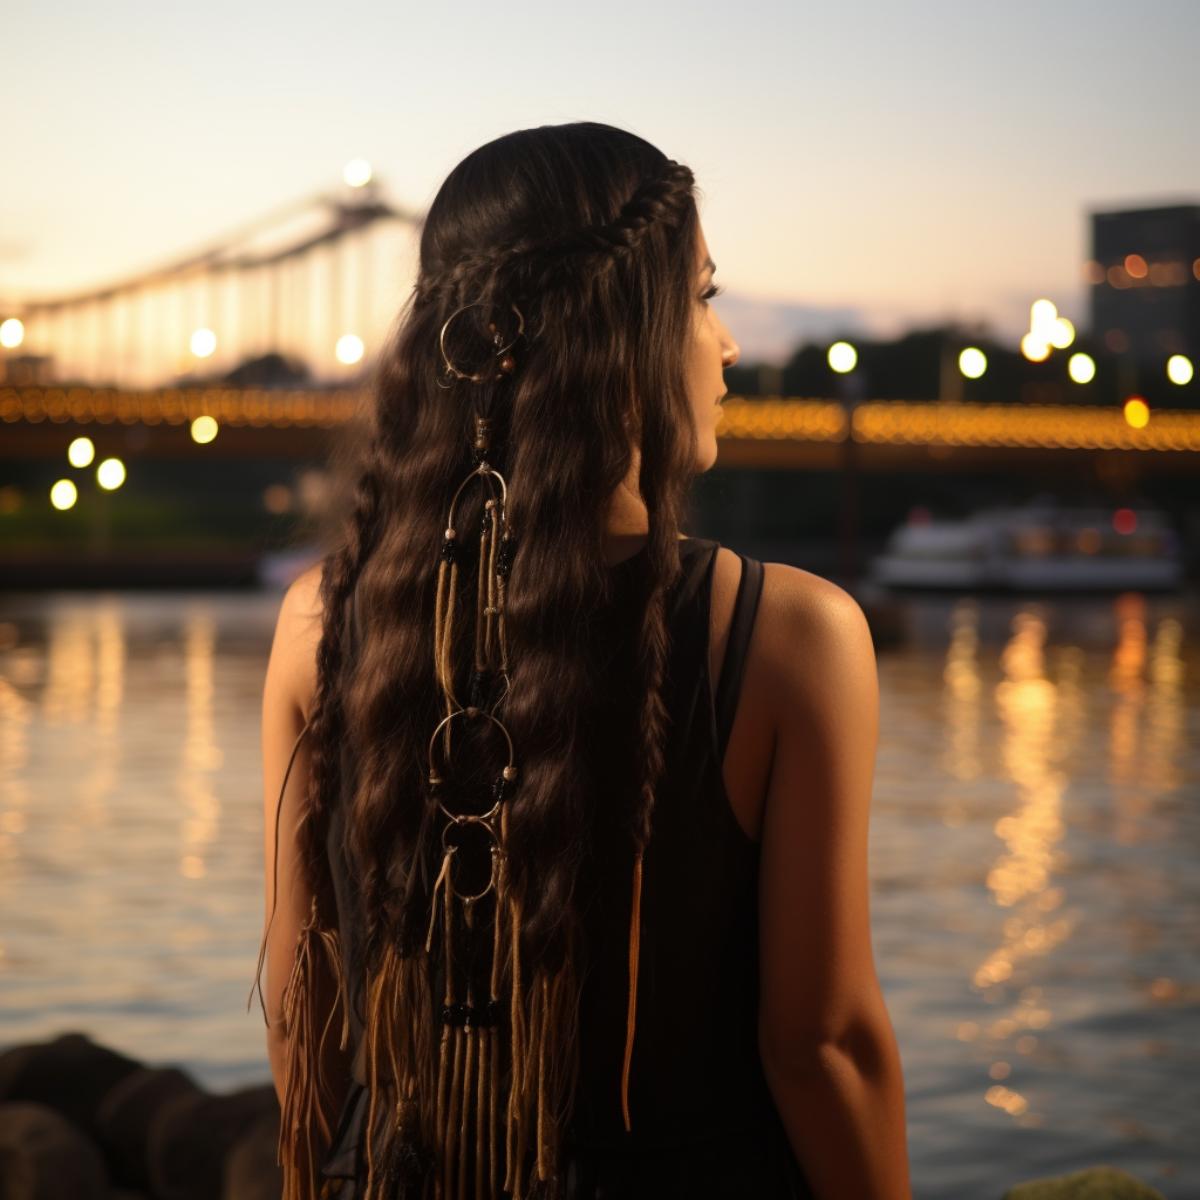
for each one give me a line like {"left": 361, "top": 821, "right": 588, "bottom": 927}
{"left": 0, "top": 657, "right": 33, "bottom": 868}
{"left": 180, "top": 612, "right": 223, "bottom": 880}
{"left": 972, "top": 607, "right": 1075, "bottom": 1126}
{"left": 1108, "top": 597, "right": 1186, "bottom": 842}
{"left": 941, "top": 600, "right": 983, "bottom": 827}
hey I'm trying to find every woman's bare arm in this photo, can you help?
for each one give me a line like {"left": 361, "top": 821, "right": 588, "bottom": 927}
{"left": 259, "top": 563, "right": 352, "bottom": 1109}
{"left": 755, "top": 565, "right": 912, "bottom": 1200}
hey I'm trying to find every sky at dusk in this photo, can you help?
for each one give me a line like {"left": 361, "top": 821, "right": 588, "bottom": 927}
{"left": 2, "top": 0, "right": 1197, "bottom": 363}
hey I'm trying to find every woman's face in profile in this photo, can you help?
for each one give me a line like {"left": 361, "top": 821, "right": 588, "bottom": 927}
{"left": 686, "top": 221, "right": 739, "bottom": 471}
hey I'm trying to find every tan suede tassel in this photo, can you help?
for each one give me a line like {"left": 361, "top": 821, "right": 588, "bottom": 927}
{"left": 458, "top": 902, "right": 478, "bottom": 1200}
{"left": 277, "top": 895, "right": 350, "bottom": 1200}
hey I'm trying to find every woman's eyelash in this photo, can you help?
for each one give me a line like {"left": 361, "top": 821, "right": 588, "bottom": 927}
{"left": 701, "top": 283, "right": 724, "bottom": 302}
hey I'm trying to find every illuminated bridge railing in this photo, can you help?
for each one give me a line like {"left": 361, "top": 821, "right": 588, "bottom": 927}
{"left": 4, "top": 387, "right": 1200, "bottom": 452}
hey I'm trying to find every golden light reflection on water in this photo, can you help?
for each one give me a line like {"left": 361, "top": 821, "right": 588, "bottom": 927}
{"left": 78, "top": 603, "right": 124, "bottom": 835}
{"left": 1109, "top": 595, "right": 1187, "bottom": 841}
{"left": 957, "top": 591, "right": 1191, "bottom": 1132}
{"left": 0, "top": 649, "right": 32, "bottom": 869}
{"left": 180, "top": 611, "right": 223, "bottom": 881}
{"left": 975, "top": 605, "right": 1073, "bottom": 1128}
{"left": 940, "top": 600, "right": 984, "bottom": 830}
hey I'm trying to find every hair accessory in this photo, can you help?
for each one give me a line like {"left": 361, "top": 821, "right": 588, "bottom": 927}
{"left": 436, "top": 302, "right": 525, "bottom": 388}
{"left": 417, "top": 357, "right": 546, "bottom": 1198}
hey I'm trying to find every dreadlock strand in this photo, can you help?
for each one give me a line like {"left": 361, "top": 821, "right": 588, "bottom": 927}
{"left": 618, "top": 553, "right": 676, "bottom": 1136}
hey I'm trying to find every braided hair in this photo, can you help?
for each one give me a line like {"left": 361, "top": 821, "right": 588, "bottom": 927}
{"left": 256, "top": 121, "right": 706, "bottom": 1199}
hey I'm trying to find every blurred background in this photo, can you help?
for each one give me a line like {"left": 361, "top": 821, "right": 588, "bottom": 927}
{"left": 1, "top": 1, "right": 1197, "bottom": 1197}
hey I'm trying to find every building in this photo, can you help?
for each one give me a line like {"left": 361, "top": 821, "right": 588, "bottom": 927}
{"left": 1088, "top": 203, "right": 1200, "bottom": 368}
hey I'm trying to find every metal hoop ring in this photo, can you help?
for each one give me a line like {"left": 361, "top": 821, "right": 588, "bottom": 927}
{"left": 437, "top": 302, "right": 525, "bottom": 386}
{"left": 426, "top": 706, "right": 516, "bottom": 778}
{"left": 438, "top": 832, "right": 500, "bottom": 904}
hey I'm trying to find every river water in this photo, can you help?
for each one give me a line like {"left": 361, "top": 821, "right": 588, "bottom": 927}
{"left": 0, "top": 585, "right": 1196, "bottom": 1198}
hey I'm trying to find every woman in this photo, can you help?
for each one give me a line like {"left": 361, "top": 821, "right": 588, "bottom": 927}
{"left": 252, "top": 121, "right": 911, "bottom": 1199}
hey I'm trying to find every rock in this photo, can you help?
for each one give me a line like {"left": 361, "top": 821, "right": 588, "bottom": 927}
{"left": 0, "top": 1031, "right": 142, "bottom": 1145}
{"left": 145, "top": 1083, "right": 280, "bottom": 1200}
{"left": 0, "top": 1101, "right": 110, "bottom": 1199}
{"left": 94, "top": 1065, "right": 205, "bottom": 1191}
{"left": 223, "top": 1109, "right": 283, "bottom": 1200}
{"left": 1002, "top": 1164, "right": 1167, "bottom": 1200}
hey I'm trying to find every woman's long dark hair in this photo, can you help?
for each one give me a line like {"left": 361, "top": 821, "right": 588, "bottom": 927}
{"left": 287, "top": 121, "right": 705, "bottom": 1197}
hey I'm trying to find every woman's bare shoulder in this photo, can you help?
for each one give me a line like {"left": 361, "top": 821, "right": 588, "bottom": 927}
{"left": 269, "top": 560, "right": 326, "bottom": 723}
{"left": 734, "top": 552, "right": 874, "bottom": 687}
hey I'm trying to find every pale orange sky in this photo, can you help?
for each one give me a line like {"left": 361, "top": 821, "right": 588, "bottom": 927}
{"left": 2, "top": 0, "right": 1197, "bottom": 362}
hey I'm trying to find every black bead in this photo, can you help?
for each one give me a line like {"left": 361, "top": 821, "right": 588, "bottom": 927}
{"left": 440, "top": 538, "right": 457, "bottom": 564}
{"left": 496, "top": 537, "right": 515, "bottom": 578}
{"left": 469, "top": 669, "right": 489, "bottom": 710}
{"left": 440, "top": 1001, "right": 469, "bottom": 1026}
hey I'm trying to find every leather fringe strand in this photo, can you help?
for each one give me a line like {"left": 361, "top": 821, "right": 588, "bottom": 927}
{"left": 620, "top": 846, "right": 644, "bottom": 1133}
{"left": 277, "top": 896, "right": 351, "bottom": 1200}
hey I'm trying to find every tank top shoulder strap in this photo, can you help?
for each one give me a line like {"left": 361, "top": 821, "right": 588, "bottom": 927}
{"left": 712, "top": 549, "right": 765, "bottom": 762}
{"left": 667, "top": 536, "right": 718, "bottom": 621}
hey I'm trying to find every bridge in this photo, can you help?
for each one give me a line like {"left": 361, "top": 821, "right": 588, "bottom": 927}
{"left": 2, "top": 170, "right": 1198, "bottom": 480}
{"left": 0, "top": 169, "right": 417, "bottom": 390}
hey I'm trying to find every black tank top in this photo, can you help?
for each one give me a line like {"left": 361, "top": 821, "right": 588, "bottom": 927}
{"left": 318, "top": 537, "right": 814, "bottom": 1199}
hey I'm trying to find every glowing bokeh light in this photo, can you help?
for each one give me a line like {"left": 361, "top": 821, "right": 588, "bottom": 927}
{"left": 190, "top": 328, "right": 217, "bottom": 358}
{"left": 1067, "top": 353, "right": 1096, "bottom": 384}
{"left": 1030, "top": 299, "right": 1057, "bottom": 330}
{"left": 1020, "top": 334, "right": 1050, "bottom": 362}
{"left": 1166, "top": 354, "right": 1193, "bottom": 386}
{"left": 343, "top": 159, "right": 373, "bottom": 188}
{"left": 0, "top": 317, "right": 24, "bottom": 349}
{"left": 263, "top": 484, "right": 293, "bottom": 514}
{"left": 827, "top": 341, "right": 857, "bottom": 373}
{"left": 1048, "top": 317, "right": 1075, "bottom": 349}
{"left": 190, "top": 415, "right": 219, "bottom": 444}
{"left": 1123, "top": 397, "right": 1150, "bottom": 429}
{"left": 1112, "top": 508, "right": 1137, "bottom": 535}
{"left": 67, "top": 436, "right": 95, "bottom": 467}
{"left": 336, "top": 333, "right": 365, "bottom": 365}
{"left": 958, "top": 347, "right": 987, "bottom": 379}
{"left": 96, "top": 457, "right": 126, "bottom": 490}
{"left": 1124, "top": 254, "right": 1148, "bottom": 279}
{"left": 49, "top": 479, "right": 77, "bottom": 510}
